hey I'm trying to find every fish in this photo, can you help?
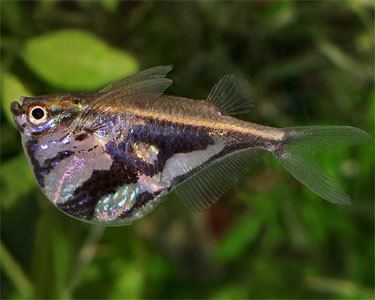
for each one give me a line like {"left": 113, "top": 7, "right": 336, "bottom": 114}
{"left": 10, "top": 66, "right": 370, "bottom": 225}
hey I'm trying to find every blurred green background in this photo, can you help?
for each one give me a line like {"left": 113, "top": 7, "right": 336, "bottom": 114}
{"left": 1, "top": 1, "right": 374, "bottom": 299}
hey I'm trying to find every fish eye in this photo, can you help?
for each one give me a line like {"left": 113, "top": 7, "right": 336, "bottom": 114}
{"left": 28, "top": 105, "right": 49, "bottom": 125}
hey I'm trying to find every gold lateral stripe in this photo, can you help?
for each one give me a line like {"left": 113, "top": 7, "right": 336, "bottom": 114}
{"left": 125, "top": 107, "right": 284, "bottom": 141}
{"left": 93, "top": 96, "right": 285, "bottom": 141}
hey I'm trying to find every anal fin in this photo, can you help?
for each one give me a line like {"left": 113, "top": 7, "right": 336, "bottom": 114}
{"left": 174, "top": 148, "right": 264, "bottom": 211}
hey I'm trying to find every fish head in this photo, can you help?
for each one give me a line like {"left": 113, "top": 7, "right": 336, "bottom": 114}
{"left": 9, "top": 94, "right": 113, "bottom": 215}
{"left": 10, "top": 94, "right": 83, "bottom": 137}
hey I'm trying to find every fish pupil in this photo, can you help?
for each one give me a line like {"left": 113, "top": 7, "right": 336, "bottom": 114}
{"left": 31, "top": 107, "right": 45, "bottom": 119}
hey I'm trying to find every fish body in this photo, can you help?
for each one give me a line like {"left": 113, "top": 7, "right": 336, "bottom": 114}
{"left": 10, "top": 66, "right": 369, "bottom": 225}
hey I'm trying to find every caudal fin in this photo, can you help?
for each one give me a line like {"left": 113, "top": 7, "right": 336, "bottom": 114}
{"left": 275, "top": 126, "right": 370, "bottom": 204}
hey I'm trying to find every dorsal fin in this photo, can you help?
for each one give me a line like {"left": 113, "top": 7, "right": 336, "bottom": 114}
{"left": 78, "top": 66, "right": 173, "bottom": 130}
{"left": 174, "top": 149, "right": 264, "bottom": 212}
{"left": 207, "top": 74, "right": 253, "bottom": 116}
{"left": 99, "top": 65, "right": 173, "bottom": 96}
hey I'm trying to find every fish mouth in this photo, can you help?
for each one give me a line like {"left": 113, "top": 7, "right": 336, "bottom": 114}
{"left": 10, "top": 101, "right": 25, "bottom": 132}
{"left": 10, "top": 101, "right": 22, "bottom": 116}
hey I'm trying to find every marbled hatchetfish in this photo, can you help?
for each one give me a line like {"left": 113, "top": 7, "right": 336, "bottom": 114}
{"left": 10, "top": 66, "right": 369, "bottom": 225}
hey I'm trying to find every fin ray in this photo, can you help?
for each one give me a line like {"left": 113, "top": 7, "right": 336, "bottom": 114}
{"left": 79, "top": 66, "right": 173, "bottom": 130}
{"left": 175, "top": 148, "right": 264, "bottom": 211}
{"left": 207, "top": 74, "right": 253, "bottom": 116}
{"left": 277, "top": 126, "right": 370, "bottom": 204}
{"left": 279, "top": 145, "right": 351, "bottom": 204}
{"left": 99, "top": 65, "right": 173, "bottom": 96}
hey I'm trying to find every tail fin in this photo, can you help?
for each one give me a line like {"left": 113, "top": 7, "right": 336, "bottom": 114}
{"left": 275, "top": 126, "right": 370, "bottom": 204}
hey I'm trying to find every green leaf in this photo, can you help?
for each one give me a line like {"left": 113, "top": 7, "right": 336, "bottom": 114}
{"left": 216, "top": 215, "right": 262, "bottom": 262}
{"left": 0, "top": 155, "right": 36, "bottom": 210}
{"left": 110, "top": 262, "right": 144, "bottom": 299}
{"left": 1, "top": 72, "right": 32, "bottom": 126}
{"left": 0, "top": 240, "right": 34, "bottom": 298}
{"left": 211, "top": 284, "right": 248, "bottom": 300}
{"left": 99, "top": 0, "right": 119, "bottom": 13}
{"left": 77, "top": 0, "right": 119, "bottom": 13}
{"left": 0, "top": 1, "right": 26, "bottom": 35}
{"left": 22, "top": 30, "right": 139, "bottom": 91}
{"left": 52, "top": 227, "right": 74, "bottom": 299}
{"left": 32, "top": 213, "right": 56, "bottom": 298}
{"left": 32, "top": 212, "right": 77, "bottom": 299}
